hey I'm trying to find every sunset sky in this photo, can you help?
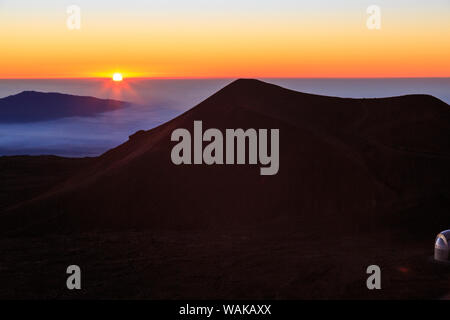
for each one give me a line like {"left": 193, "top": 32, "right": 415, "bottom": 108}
{"left": 1, "top": 0, "right": 449, "bottom": 78}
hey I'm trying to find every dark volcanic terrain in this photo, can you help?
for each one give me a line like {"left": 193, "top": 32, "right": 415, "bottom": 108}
{"left": 0, "top": 79, "right": 449, "bottom": 299}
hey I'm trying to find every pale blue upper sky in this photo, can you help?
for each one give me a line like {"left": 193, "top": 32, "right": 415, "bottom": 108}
{"left": 2, "top": 0, "right": 449, "bottom": 14}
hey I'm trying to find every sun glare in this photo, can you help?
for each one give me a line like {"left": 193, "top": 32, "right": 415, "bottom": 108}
{"left": 112, "top": 73, "right": 123, "bottom": 81}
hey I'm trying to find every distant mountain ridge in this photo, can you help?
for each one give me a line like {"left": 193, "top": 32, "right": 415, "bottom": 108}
{"left": 0, "top": 91, "right": 130, "bottom": 123}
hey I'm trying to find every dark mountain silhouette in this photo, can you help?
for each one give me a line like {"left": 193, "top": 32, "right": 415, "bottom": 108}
{"left": 2, "top": 79, "right": 449, "bottom": 234}
{"left": 0, "top": 91, "right": 130, "bottom": 123}
{"left": 1, "top": 79, "right": 450, "bottom": 299}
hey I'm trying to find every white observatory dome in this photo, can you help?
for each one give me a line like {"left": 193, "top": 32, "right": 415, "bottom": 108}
{"left": 434, "top": 230, "right": 450, "bottom": 261}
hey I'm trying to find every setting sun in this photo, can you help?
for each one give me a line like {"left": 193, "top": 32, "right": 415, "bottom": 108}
{"left": 112, "top": 73, "right": 123, "bottom": 82}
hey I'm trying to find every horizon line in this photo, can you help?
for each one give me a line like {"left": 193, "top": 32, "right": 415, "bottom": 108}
{"left": 1, "top": 76, "right": 450, "bottom": 80}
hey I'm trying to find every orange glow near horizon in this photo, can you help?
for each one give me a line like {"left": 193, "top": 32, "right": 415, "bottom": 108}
{"left": 0, "top": 4, "right": 449, "bottom": 79}
{"left": 96, "top": 76, "right": 139, "bottom": 102}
